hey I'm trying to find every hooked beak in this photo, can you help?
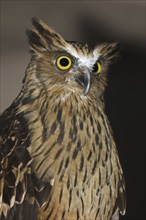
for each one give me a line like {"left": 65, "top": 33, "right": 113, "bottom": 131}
{"left": 75, "top": 67, "right": 92, "bottom": 95}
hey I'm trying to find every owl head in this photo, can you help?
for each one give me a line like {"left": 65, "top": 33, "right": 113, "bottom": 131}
{"left": 26, "top": 18, "right": 120, "bottom": 101}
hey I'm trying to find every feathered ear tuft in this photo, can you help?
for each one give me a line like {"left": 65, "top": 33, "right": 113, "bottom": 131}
{"left": 26, "top": 29, "right": 48, "bottom": 53}
{"left": 100, "top": 42, "right": 121, "bottom": 64}
{"left": 26, "top": 17, "right": 67, "bottom": 54}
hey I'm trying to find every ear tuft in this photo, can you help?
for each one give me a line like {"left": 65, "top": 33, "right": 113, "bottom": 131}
{"left": 26, "top": 29, "right": 48, "bottom": 53}
{"left": 32, "top": 17, "right": 54, "bottom": 36}
{"left": 26, "top": 17, "right": 67, "bottom": 54}
{"left": 101, "top": 42, "right": 121, "bottom": 64}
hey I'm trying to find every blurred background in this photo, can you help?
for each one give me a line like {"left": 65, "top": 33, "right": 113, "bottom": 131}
{"left": 0, "top": 1, "right": 145, "bottom": 219}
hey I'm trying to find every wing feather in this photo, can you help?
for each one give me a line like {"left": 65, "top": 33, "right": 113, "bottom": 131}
{"left": 0, "top": 104, "right": 52, "bottom": 219}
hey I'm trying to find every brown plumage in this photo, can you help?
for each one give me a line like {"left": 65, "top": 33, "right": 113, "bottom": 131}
{"left": 0, "top": 18, "right": 126, "bottom": 220}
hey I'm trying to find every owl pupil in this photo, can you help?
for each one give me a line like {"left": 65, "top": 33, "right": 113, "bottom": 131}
{"left": 93, "top": 63, "right": 98, "bottom": 72}
{"left": 60, "top": 58, "right": 69, "bottom": 66}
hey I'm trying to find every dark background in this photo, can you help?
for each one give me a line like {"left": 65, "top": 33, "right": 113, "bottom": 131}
{"left": 0, "top": 1, "right": 145, "bottom": 220}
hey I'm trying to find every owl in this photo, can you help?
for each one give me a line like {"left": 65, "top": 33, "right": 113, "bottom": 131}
{"left": 0, "top": 18, "right": 126, "bottom": 220}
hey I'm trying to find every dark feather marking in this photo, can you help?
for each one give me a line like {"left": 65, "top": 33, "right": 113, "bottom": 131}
{"left": 54, "top": 147, "right": 63, "bottom": 160}
{"left": 92, "top": 143, "right": 96, "bottom": 152}
{"left": 50, "top": 121, "right": 57, "bottom": 134}
{"left": 72, "top": 148, "right": 78, "bottom": 160}
{"left": 99, "top": 168, "right": 101, "bottom": 185}
{"left": 80, "top": 121, "right": 83, "bottom": 130}
{"left": 103, "top": 205, "right": 106, "bottom": 215}
{"left": 99, "top": 141, "right": 102, "bottom": 150}
{"left": 105, "top": 135, "right": 110, "bottom": 151}
{"left": 98, "top": 194, "right": 102, "bottom": 206}
{"left": 67, "top": 142, "right": 72, "bottom": 151}
{"left": 65, "top": 156, "right": 70, "bottom": 169}
{"left": 69, "top": 127, "right": 73, "bottom": 139}
{"left": 95, "top": 208, "right": 100, "bottom": 219}
{"left": 95, "top": 133, "right": 99, "bottom": 145}
{"left": 110, "top": 160, "right": 113, "bottom": 175}
{"left": 102, "top": 160, "right": 105, "bottom": 167}
{"left": 107, "top": 208, "right": 112, "bottom": 219}
{"left": 68, "top": 189, "right": 72, "bottom": 209}
{"left": 72, "top": 139, "right": 81, "bottom": 159}
{"left": 40, "top": 100, "right": 49, "bottom": 142}
{"left": 109, "top": 185, "right": 112, "bottom": 198}
{"left": 69, "top": 127, "right": 77, "bottom": 143}
{"left": 76, "top": 189, "right": 79, "bottom": 197}
{"left": 114, "top": 174, "right": 117, "bottom": 189}
{"left": 32, "top": 139, "right": 43, "bottom": 154}
{"left": 42, "top": 125, "right": 48, "bottom": 143}
{"left": 74, "top": 170, "right": 78, "bottom": 187}
{"left": 100, "top": 112, "right": 110, "bottom": 138}
{"left": 72, "top": 130, "right": 77, "bottom": 143}
{"left": 36, "top": 155, "right": 47, "bottom": 171}
{"left": 32, "top": 17, "right": 47, "bottom": 34}
{"left": 46, "top": 207, "right": 54, "bottom": 220}
{"left": 96, "top": 188, "right": 100, "bottom": 196}
{"left": 76, "top": 209, "right": 80, "bottom": 220}
{"left": 67, "top": 176, "right": 70, "bottom": 189}
{"left": 54, "top": 35, "right": 65, "bottom": 46}
{"left": 57, "top": 122, "right": 65, "bottom": 144}
{"left": 89, "top": 204, "right": 94, "bottom": 214}
{"left": 58, "top": 159, "right": 64, "bottom": 174}
{"left": 71, "top": 115, "right": 78, "bottom": 142}
{"left": 79, "top": 154, "right": 84, "bottom": 172}
{"left": 87, "top": 150, "right": 92, "bottom": 161}
{"left": 80, "top": 196, "right": 84, "bottom": 215}
{"left": 97, "top": 149, "right": 101, "bottom": 162}
{"left": 59, "top": 169, "right": 66, "bottom": 182}
{"left": 44, "top": 142, "right": 56, "bottom": 156}
{"left": 43, "top": 197, "right": 52, "bottom": 211}
{"left": 32, "top": 18, "right": 54, "bottom": 49}
{"left": 54, "top": 102, "right": 60, "bottom": 113}
{"left": 90, "top": 115, "right": 93, "bottom": 126}
{"left": 83, "top": 167, "right": 87, "bottom": 183}
{"left": 61, "top": 209, "right": 66, "bottom": 220}
{"left": 59, "top": 187, "right": 63, "bottom": 203}
{"left": 106, "top": 166, "right": 109, "bottom": 184}
{"left": 105, "top": 151, "right": 108, "bottom": 162}
{"left": 97, "top": 121, "right": 101, "bottom": 134}
{"left": 22, "top": 96, "right": 37, "bottom": 105}
{"left": 57, "top": 109, "right": 62, "bottom": 123}
{"left": 40, "top": 162, "right": 53, "bottom": 179}
{"left": 92, "top": 125, "right": 95, "bottom": 134}
{"left": 91, "top": 189, "right": 94, "bottom": 203}
{"left": 26, "top": 29, "right": 46, "bottom": 49}
{"left": 92, "top": 159, "right": 98, "bottom": 174}
{"left": 86, "top": 125, "right": 90, "bottom": 138}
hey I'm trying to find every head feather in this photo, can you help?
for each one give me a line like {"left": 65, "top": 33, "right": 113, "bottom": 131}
{"left": 26, "top": 17, "right": 67, "bottom": 53}
{"left": 100, "top": 42, "right": 121, "bottom": 64}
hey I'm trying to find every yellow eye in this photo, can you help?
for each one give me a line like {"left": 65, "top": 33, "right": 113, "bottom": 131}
{"left": 56, "top": 55, "right": 72, "bottom": 71}
{"left": 93, "top": 61, "right": 102, "bottom": 75}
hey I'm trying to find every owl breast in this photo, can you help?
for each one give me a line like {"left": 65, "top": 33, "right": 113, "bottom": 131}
{"left": 26, "top": 93, "right": 118, "bottom": 220}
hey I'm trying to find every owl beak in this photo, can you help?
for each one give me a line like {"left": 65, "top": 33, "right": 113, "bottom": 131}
{"left": 75, "top": 67, "right": 91, "bottom": 96}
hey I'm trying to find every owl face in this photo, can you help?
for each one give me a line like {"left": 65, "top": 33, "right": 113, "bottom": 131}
{"left": 26, "top": 18, "right": 120, "bottom": 100}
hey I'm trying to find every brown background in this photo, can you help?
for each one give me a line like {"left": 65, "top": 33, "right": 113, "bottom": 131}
{"left": 0, "top": 1, "right": 145, "bottom": 220}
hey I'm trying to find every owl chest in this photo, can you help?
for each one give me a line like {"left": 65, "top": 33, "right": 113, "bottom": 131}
{"left": 39, "top": 163, "right": 115, "bottom": 220}
{"left": 31, "top": 106, "right": 112, "bottom": 188}
{"left": 32, "top": 107, "right": 115, "bottom": 219}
